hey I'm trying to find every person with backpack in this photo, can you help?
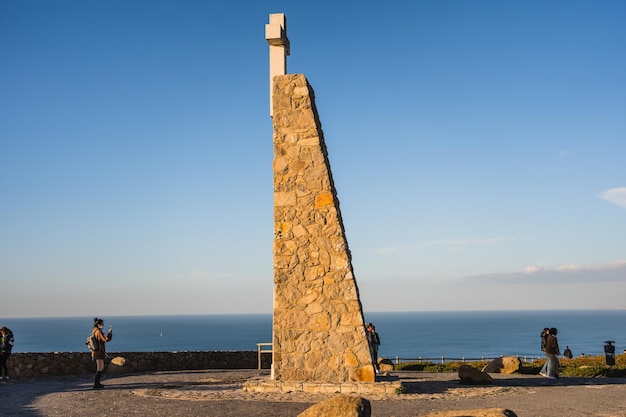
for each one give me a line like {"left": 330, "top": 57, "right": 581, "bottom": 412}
{"left": 0, "top": 326, "right": 15, "bottom": 380}
{"left": 539, "top": 327, "right": 550, "bottom": 377}
{"left": 90, "top": 317, "right": 113, "bottom": 389}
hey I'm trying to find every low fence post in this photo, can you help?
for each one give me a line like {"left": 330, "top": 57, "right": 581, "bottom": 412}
{"left": 256, "top": 343, "right": 273, "bottom": 370}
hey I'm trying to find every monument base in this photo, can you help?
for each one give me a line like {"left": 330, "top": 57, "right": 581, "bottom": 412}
{"left": 243, "top": 377, "right": 404, "bottom": 395}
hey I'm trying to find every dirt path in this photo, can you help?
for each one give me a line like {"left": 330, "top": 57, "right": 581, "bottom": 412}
{"left": 2, "top": 370, "right": 625, "bottom": 416}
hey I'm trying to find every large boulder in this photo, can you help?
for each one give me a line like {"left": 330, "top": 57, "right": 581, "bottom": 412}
{"left": 423, "top": 408, "right": 518, "bottom": 417}
{"left": 298, "top": 395, "right": 371, "bottom": 417}
{"left": 458, "top": 365, "right": 493, "bottom": 385}
{"left": 482, "top": 356, "right": 521, "bottom": 374}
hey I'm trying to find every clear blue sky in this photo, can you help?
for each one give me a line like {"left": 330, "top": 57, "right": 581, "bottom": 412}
{"left": 1, "top": 1, "right": 625, "bottom": 318}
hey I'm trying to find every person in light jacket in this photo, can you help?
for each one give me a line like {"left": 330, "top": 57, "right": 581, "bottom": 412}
{"left": 91, "top": 317, "right": 113, "bottom": 389}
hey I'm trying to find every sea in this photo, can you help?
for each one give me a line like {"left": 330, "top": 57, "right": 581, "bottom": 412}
{"left": 4, "top": 310, "right": 625, "bottom": 361}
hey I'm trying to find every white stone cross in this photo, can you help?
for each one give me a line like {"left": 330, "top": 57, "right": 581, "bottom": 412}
{"left": 266, "top": 13, "right": 290, "bottom": 116}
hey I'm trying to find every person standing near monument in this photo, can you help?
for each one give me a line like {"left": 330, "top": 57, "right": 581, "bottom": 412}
{"left": 539, "top": 327, "right": 550, "bottom": 377}
{"left": 545, "top": 327, "right": 561, "bottom": 379}
{"left": 563, "top": 346, "right": 573, "bottom": 359}
{"left": 91, "top": 318, "right": 113, "bottom": 389}
{"left": 366, "top": 323, "right": 381, "bottom": 373}
{"left": 0, "top": 326, "right": 15, "bottom": 380}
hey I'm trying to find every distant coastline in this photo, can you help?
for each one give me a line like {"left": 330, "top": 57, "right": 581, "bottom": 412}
{"left": 5, "top": 306, "right": 626, "bottom": 320}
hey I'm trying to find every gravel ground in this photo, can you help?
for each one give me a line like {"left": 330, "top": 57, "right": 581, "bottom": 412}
{"left": 2, "top": 369, "right": 626, "bottom": 417}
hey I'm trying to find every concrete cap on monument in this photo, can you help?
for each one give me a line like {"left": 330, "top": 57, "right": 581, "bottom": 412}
{"left": 265, "top": 13, "right": 290, "bottom": 116}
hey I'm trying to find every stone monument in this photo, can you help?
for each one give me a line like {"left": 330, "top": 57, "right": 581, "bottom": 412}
{"left": 265, "top": 13, "right": 375, "bottom": 383}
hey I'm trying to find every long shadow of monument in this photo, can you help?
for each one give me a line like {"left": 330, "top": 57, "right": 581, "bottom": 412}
{"left": 394, "top": 373, "right": 626, "bottom": 395}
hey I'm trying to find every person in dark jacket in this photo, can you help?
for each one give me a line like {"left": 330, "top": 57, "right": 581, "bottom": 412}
{"left": 366, "top": 323, "right": 381, "bottom": 373}
{"left": 563, "top": 346, "right": 573, "bottom": 359}
{"left": 91, "top": 318, "right": 113, "bottom": 389}
{"left": 545, "top": 327, "right": 560, "bottom": 379}
{"left": 0, "top": 326, "right": 15, "bottom": 380}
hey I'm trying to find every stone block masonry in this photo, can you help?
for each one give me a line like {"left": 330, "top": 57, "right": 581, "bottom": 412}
{"left": 7, "top": 351, "right": 269, "bottom": 379}
{"left": 271, "top": 74, "right": 374, "bottom": 383}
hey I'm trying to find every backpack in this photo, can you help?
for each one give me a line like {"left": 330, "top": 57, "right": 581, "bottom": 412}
{"left": 0, "top": 329, "right": 14, "bottom": 354}
{"left": 86, "top": 333, "right": 100, "bottom": 352}
{"left": 540, "top": 331, "right": 548, "bottom": 352}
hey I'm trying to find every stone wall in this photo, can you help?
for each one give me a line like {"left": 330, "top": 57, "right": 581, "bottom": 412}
{"left": 271, "top": 74, "right": 375, "bottom": 383}
{"left": 6, "top": 351, "right": 271, "bottom": 379}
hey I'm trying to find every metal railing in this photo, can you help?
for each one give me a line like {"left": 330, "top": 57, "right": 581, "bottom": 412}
{"left": 256, "top": 342, "right": 273, "bottom": 370}
{"left": 256, "top": 342, "right": 541, "bottom": 368}
{"left": 392, "top": 355, "right": 541, "bottom": 365}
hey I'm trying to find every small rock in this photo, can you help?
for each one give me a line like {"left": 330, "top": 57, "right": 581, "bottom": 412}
{"left": 110, "top": 356, "right": 126, "bottom": 367}
{"left": 108, "top": 356, "right": 127, "bottom": 374}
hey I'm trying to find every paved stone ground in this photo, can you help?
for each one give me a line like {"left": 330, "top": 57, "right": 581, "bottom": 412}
{"left": 2, "top": 370, "right": 626, "bottom": 417}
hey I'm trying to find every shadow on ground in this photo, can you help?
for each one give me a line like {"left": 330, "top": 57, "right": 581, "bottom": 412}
{"left": 392, "top": 371, "right": 626, "bottom": 395}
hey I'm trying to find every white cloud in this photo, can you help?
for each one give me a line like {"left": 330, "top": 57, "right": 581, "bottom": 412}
{"left": 466, "top": 260, "right": 626, "bottom": 284}
{"left": 438, "top": 237, "right": 518, "bottom": 247}
{"left": 556, "top": 264, "right": 581, "bottom": 271}
{"left": 598, "top": 187, "right": 626, "bottom": 209}
{"left": 371, "top": 236, "right": 517, "bottom": 254}
{"left": 174, "top": 270, "right": 236, "bottom": 281}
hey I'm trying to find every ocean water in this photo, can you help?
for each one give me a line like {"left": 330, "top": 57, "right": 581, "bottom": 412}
{"left": 370, "top": 310, "right": 626, "bottom": 360}
{"left": 4, "top": 310, "right": 625, "bottom": 361}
